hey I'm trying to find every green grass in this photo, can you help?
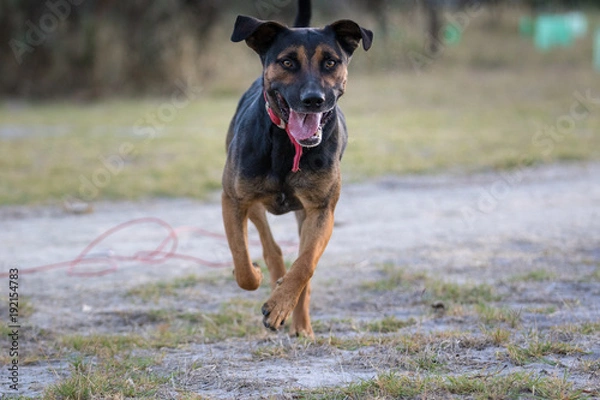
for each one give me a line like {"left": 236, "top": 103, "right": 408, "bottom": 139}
{"left": 43, "top": 299, "right": 263, "bottom": 398}
{"left": 425, "top": 280, "right": 499, "bottom": 305}
{"left": 298, "top": 371, "right": 588, "bottom": 400}
{"left": 363, "top": 263, "right": 499, "bottom": 308}
{"left": 511, "top": 269, "right": 558, "bottom": 282}
{"left": 21, "top": 314, "right": 598, "bottom": 399}
{"left": 476, "top": 304, "right": 522, "bottom": 328}
{"left": 139, "top": 299, "right": 263, "bottom": 345}
{"left": 45, "top": 354, "right": 168, "bottom": 400}
{"left": 505, "top": 336, "right": 587, "bottom": 366}
{"left": 361, "top": 263, "right": 427, "bottom": 291}
{"left": 59, "top": 333, "right": 148, "bottom": 357}
{"left": 0, "top": 98, "right": 230, "bottom": 205}
{"left": 126, "top": 274, "right": 206, "bottom": 301}
{"left": 479, "top": 325, "right": 512, "bottom": 346}
{"left": 365, "top": 316, "right": 417, "bottom": 333}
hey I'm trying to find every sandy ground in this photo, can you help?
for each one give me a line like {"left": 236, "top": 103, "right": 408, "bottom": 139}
{"left": 1, "top": 162, "right": 599, "bottom": 398}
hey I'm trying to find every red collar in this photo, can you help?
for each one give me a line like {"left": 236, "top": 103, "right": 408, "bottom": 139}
{"left": 263, "top": 91, "right": 302, "bottom": 173}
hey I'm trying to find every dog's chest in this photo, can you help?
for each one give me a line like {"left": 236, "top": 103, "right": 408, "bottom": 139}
{"left": 259, "top": 174, "right": 304, "bottom": 215}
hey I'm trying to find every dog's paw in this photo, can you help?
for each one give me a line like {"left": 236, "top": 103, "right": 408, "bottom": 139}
{"left": 261, "top": 302, "right": 284, "bottom": 331}
{"left": 261, "top": 294, "right": 296, "bottom": 332}
{"left": 290, "top": 324, "right": 314, "bottom": 340}
{"left": 233, "top": 262, "right": 263, "bottom": 291}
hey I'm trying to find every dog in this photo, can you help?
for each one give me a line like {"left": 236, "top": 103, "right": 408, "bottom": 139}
{"left": 222, "top": 0, "right": 372, "bottom": 338}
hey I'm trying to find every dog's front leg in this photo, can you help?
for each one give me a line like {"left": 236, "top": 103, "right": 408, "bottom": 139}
{"left": 222, "top": 192, "right": 263, "bottom": 290}
{"left": 261, "top": 203, "right": 335, "bottom": 334}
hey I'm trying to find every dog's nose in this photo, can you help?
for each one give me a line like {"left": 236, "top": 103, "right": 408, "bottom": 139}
{"left": 301, "top": 92, "right": 325, "bottom": 109}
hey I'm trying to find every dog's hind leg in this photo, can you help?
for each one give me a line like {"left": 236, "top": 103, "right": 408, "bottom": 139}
{"left": 248, "top": 203, "right": 287, "bottom": 290}
{"left": 295, "top": 209, "right": 306, "bottom": 236}
{"left": 222, "top": 192, "right": 263, "bottom": 291}
{"left": 291, "top": 281, "right": 313, "bottom": 337}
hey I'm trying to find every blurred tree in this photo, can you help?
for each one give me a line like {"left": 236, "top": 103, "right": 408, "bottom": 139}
{"left": 0, "top": 0, "right": 597, "bottom": 98}
{"left": 0, "top": 0, "right": 220, "bottom": 98}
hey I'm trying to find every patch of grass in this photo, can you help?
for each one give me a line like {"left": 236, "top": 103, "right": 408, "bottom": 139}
{"left": 445, "top": 371, "right": 586, "bottom": 400}
{"left": 0, "top": 98, "right": 230, "bottom": 205}
{"left": 316, "top": 331, "right": 475, "bottom": 356}
{"left": 361, "top": 263, "right": 426, "bottom": 291}
{"left": 579, "top": 322, "right": 600, "bottom": 335}
{"left": 550, "top": 322, "right": 600, "bottom": 338}
{"left": 252, "top": 345, "right": 292, "bottom": 361}
{"left": 364, "top": 316, "right": 416, "bottom": 333}
{"left": 194, "top": 300, "right": 263, "bottom": 341}
{"left": 58, "top": 300, "right": 262, "bottom": 355}
{"left": 148, "top": 299, "right": 263, "bottom": 345}
{"left": 45, "top": 354, "right": 168, "bottom": 400}
{"left": 476, "top": 304, "right": 521, "bottom": 328}
{"left": 337, "top": 371, "right": 431, "bottom": 399}
{"left": 59, "top": 333, "right": 148, "bottom": 357}
{"left": 588, "top": 264, "right": 600, "bottom": 281}
{"left": 47, "top": 300, "right": 263, "bottom": 397}
{"left": 479, "top": 325, "right": 512, "bottom": 346}
{"left": 526, "top": 305, "right": 558, "bottom": 314}
{"left": 362, "top": 263, "right": 497, "bottom": 307}
{"left": 505, "top": 336, "right": 587, "bottom": 366}
{"left": 425, "top": 280, "right": 499, "bottom": 305}
{"left": 126, "top": 274, "right": 205, "bottom": 301}
{"left": 511, "top": 269, "right": 557, "bottom": 282}
{"left": 408, "top": 349, "right": 445, "bottom": 372}
{"left": 317, "top": 335, "right": 386, "bottom": 351}
{"left": 311, "top": 318, "right": 357, "bottom": 334}
{"left": 578, "top": 358, "right": 600, "bottom": 374}
{"left": 297, "top": 371, "right": 587, "bottom": 400}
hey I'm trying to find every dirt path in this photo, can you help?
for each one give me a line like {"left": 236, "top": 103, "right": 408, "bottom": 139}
{"left": 1, "top": 162, "right": 599, "bottom": 398}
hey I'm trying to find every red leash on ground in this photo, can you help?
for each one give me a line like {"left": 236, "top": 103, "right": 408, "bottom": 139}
{"left": 1, "top": 217, "right": 297, "bottom": 278}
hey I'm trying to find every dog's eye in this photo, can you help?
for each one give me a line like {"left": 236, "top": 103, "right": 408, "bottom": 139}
{"left": 280, "top": 59, "right": 295, "bottom": 69}
{"left": 324, "top": 59, "right": 337, "bottom": 69}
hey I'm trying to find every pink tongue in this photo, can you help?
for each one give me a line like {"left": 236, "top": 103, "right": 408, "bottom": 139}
{"left": 287, "top": 110, "right": 322, "bottom": 141}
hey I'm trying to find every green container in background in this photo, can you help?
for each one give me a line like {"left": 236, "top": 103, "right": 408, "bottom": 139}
{"left": 594, "top": 28, "right": 600, "bottom": 72}
{"left": 534, "top": 15, "right": 574, "bottom": 51}
{"left": 443, "top": 22, "right": 462, "bottom": 45}
{"left": 565, "top": 12, "right": 587, "bottom": 38}
{"left": 519, "top": 16, "right": 534, "bottom": 37}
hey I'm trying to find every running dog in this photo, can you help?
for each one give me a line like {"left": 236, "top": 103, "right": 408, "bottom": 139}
{"left": 222, "top": 0, "right": 372, "bottom": 337}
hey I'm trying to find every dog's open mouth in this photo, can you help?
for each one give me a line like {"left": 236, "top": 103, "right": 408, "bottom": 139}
{"left": 275, "top": 93, "right": 332, "bottom": 148}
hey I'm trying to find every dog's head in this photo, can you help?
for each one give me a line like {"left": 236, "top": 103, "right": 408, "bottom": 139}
{"left": 231, "top": 16, "right": 372, "bottom": 147}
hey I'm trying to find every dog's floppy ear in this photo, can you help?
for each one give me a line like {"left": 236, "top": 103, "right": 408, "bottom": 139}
{"left": 231, "top": 15, "right": 288, "bottom": 56}
{"left": 327, "top": 20, "right": 373, "bottom": 55}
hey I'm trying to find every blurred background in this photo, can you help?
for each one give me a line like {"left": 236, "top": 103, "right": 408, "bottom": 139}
{"left": 1, "top": 0, "right": 599, "bottom": 206}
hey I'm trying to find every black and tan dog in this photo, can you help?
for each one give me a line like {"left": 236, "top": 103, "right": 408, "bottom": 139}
{"left": 222, "top": 0, "right": 372, "bottom": 337}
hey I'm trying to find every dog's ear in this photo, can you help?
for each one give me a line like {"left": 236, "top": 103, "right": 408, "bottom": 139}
{"left": 327, "top": 20, "right": 373, "bottom": 55}
{"left": 231, "top": 15, "right": 288, "bottom": 56}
